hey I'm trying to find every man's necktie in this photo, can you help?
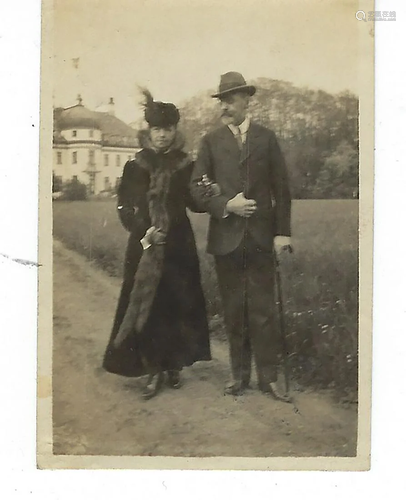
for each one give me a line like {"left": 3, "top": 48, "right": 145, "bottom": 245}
{"left": 235, "top": 127, "right": 243, "bottom": 150}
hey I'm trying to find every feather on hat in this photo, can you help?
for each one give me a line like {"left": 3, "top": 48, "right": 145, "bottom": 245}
{"left": 138, "top": 87, "right": 180, "bottom": 128}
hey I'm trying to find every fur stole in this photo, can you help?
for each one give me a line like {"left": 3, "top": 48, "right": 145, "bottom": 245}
{"left": 113, "top": 144, "right": 189, "bottom": 348}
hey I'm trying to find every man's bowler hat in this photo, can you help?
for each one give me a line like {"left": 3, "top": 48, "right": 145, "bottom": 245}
{"left": 211, "top": 72, "right": 256, "bottom": 99}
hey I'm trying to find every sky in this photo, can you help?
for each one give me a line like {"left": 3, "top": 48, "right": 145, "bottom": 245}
{"left": 53, "top": 0, "right": 359, "bottom": 123}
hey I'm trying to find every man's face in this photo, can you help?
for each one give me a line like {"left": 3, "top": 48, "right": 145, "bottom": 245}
{"left": 149, "top": 125, "right": 177, "bottom": 152}
{"left": 219, "top": 92, "right": 249, "bottom": 126}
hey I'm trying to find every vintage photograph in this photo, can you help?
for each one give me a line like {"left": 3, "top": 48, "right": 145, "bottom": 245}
{"left": 38, "top": 0, "right": 373, "bottom": 469}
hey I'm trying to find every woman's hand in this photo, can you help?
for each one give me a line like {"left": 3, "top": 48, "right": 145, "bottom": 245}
{"left": 141, "top": 226, "right": 166, "bottom": 250}
{"left": 197, "top": 174, "right": 221, "bottom": 197}
{"left": 147, "top": 226, "right": 166, "bottom": 245}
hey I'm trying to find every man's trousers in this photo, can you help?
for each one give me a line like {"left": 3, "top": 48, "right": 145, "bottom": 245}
{"left": 214, "top": 233, "right": 280, "bottom": 385}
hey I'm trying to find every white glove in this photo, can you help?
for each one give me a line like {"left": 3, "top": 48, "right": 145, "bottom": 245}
{"left": 140, "top": 226, "right": 156, "bottom": 250}
{"left": 140, "top": 226, "right": 166, "bottom": 249}
{"left": 274, "top": 236, "right": 292, "bottom": 255}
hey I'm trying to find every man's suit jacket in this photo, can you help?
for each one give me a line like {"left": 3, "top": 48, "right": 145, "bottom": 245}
{"left": 190, "top": 122, "right": 291, "bottom": 256}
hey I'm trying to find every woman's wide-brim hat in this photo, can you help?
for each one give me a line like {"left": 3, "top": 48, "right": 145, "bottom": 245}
{"left": 211, "top": 72, "right": 256, "bottom": 99}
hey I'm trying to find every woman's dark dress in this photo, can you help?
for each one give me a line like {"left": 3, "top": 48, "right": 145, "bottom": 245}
{"left": 103, "top": 146, "right": 211, "bottom": 377}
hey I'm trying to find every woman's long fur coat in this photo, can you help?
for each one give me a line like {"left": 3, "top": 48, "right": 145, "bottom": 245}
{"left": 102, "top": 133, "right": 211, "bottom": 377}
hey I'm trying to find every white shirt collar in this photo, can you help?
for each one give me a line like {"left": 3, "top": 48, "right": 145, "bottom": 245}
{"left": 228, "top": 116, "right": 250, "bottom": 136}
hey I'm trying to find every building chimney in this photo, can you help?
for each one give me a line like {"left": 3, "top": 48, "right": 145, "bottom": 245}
{"left": 77, "top": 94, "right": 83, "bottom": 105}
{"left": 108, "top": 97, "right": 115, "bottom": 116}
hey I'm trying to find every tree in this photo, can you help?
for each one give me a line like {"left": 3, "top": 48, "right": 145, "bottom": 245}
{"left": 315, "top": 141, "right": 359, "bottom": 198}
{"left": 178, "top": 78, "right": 359, "bottom": 198}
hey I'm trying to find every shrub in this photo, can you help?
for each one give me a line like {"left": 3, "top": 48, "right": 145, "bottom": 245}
{"left": 63, "top": 178, "right": 88, "bottom": 201}
{"left": 52, "top": 172, "right": 63, "bottom": 193}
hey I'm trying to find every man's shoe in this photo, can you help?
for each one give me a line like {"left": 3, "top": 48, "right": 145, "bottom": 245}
{"left": 142, "top": 372, "right": 164, "bottom": 400}
{"left": 224, "top": 380, "right": 249, "bottom": 396}
{"left": 167, "top": 370, "right": 182, "bottom": 389}
{"left": 259, "top": 381, "right": 291, "bottom": 403}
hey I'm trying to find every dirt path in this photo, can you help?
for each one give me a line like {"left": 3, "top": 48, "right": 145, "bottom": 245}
{"left": 53, "top": 240, "right": 357, "bottom": 457}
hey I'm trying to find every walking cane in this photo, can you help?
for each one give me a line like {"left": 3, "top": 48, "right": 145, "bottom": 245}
{"left": 274, "top": 247, "right": 302, "bottom": 414}
{"left": 274, "top": 246, "right": 293, "bottom": 397}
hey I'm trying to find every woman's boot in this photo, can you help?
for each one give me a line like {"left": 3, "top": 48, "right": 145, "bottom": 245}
{"left": 142, "top": 372, "right": 164, "bottom": 400}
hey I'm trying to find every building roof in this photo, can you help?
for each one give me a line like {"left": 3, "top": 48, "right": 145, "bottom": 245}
{"left": 57, "top": 104, "right": 101, "bottom": 130}
{"left": 96, "top": 112, "right": 139, "bottom": 147}
{"left": 53, "top": 99, "right": 139, "bottom": 148}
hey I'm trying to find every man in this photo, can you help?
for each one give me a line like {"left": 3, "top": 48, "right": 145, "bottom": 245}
{"left": 190, "top": 72, "right": 292, "bottom": 402}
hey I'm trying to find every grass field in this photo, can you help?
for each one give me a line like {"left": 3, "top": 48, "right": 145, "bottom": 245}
{"left": 53, "top": 199, "right": 359, "bottom": 396}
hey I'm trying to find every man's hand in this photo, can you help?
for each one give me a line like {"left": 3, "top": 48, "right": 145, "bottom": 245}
{"left": 274, "top": 236, "right": 292, "bottom": 255}
{"left": 226, "top": 192, "right": 257, "bottom": 218}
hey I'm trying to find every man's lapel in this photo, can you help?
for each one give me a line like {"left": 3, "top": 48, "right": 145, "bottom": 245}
{"left": 217, "top": 126, "right": 241, "bottom": 158}
{"left": 215, "top": 122, "right": 263, "bottom": 165}
{"left": 240, "top": 122, "right": 262, "bottom": 165}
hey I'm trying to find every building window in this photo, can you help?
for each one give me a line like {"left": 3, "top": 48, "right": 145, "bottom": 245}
{"left": 72, "top": 175, "right": 78, "bottom": 181}
{"left": 72, "top": 151, "right": 77, "bottom": 164}
{"left": 57, "top": 152, "right": 62, "bottom": 164}
{"left": 104, "top": 154, "right": 109, "bottom": 166}
{"left": 89, "top": 150, "right": 95, "bottom": 163}
{"left": 104, "top": 177, "right": 110, "bottom": 190}
{"left": 89, "top": 130, "right": 94, "bottom": 138}
{"left": 116, "top": 154, "right": 120, "bottom": 167}
{"left": 72, "top": 130, "right": 77, "bottom": 137}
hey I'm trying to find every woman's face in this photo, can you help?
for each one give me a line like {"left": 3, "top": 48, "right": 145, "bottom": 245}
{"left": 149, "top": 125, "right": 177, "bottom": 151}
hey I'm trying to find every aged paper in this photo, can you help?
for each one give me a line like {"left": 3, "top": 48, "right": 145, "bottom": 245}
{"left": 38, "top": 0, "right": 374, "bottom": 470}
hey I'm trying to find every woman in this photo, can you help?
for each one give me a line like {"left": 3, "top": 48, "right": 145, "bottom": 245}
{"left": 102, "top": 90, "right": 211, "bottom": 399}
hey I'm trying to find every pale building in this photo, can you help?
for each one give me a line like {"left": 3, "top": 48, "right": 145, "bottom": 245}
{"left": 53, "top": 95, "right": 140, "bottom": 195}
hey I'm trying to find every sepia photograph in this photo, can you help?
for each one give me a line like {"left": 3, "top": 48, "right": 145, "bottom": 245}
{"left": 37, "top": 0, "right": 374, "bottom": 469}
